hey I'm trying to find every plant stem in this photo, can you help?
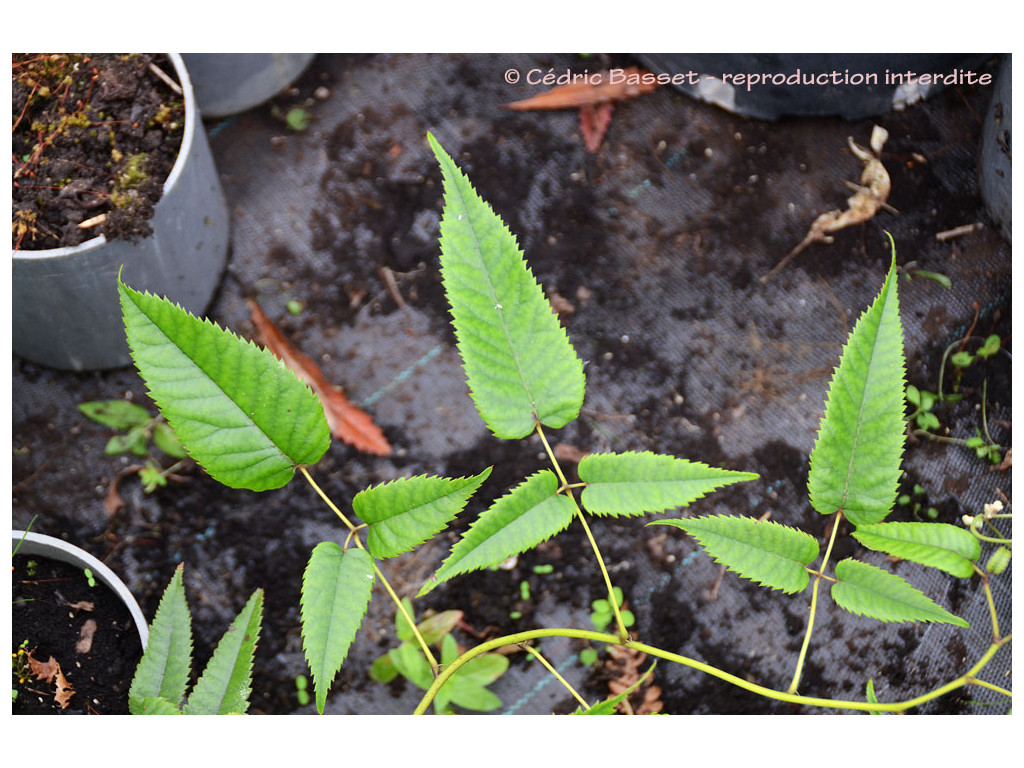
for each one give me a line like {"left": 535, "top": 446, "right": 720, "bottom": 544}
{"left": 520, "top": 643, "right": 591, "bottom": 711}
{"left": 535, "top": 422, "right": 629, "bottom": 641}
{"left": 299, "top": 466, "right": 439, "bottom": 673}
{"left": 412, "top": 627, "right": 1011, "bottom": 715}
{"left": 788, "top": 509, "right": 843, "bottom": 694}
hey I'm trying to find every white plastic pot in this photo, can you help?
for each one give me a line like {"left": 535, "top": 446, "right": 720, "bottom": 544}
{"left": 12, "top": 53, "right": 230, "bottom": 371}
{"left": 182, "top": 53, "right": 316, "bottom": 118}
{"left": 12, "top": 530, "right": 149, "bottom": 650}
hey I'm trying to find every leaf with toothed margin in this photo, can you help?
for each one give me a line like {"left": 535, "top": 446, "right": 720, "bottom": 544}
{"left": 808, "top": 247, "right": 906, "bottom": 526}
{"left": 419, "top": 470, "right": 575, "bottom": 596}
{"left": 429, "top": 133, "right": 585, "bottom": 439}
{"left": 579, "top": 451, "right": 758, "bottom": 517}
{"left": 831, "top": 558, "right": 969, "bottom": 627}
{"left": 301, "top": 544, "right": 375, "bottom": 714}
{"left": 356, "top": 468, "right": 492, "bottom": 559}
{"left": 118, "top": 275, "right": 330, "bottom": 492}
{"left": 653, "top": 514, "right": 820, "bottom": 594}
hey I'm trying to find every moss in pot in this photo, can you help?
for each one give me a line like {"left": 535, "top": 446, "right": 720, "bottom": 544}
{"left": 11, "top": 53, "right": 230, "bottom": 371}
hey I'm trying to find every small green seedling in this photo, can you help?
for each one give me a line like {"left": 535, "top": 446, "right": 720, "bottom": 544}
{"left": 129, "top": 564, "right": 264, "bottom": 715}
{"left": 905, "top": 385, "right": 941, "bottom": 432}
{"left": 83, "top": 567, "right": 96, "bottom": 588}
{"left": 898, "top": 483, "right": 939, "bottom": 521}
{"left": 369, "top": 598, "right": 509, "bottom": 715}
{"left": 589, "top": 587, "right": 634, "bottom": 633}
{"left": 295, "top": 674, "right": 311, "bottom": 706}
{"left": 79, "top": 399, "right": 187, "bottom": 492}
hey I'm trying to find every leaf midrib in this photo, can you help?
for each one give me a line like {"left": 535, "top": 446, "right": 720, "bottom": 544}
{"left": 445, "top": 165, "right": 539, "bottom": 425}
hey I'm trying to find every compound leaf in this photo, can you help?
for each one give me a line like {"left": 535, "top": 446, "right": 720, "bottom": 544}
{"left": 808, "top": 252, "right": 906, "bottom": 526}
{"left": 579, "top": 451, "right": 758, "bottom": 517}
{"left": 118, "top": 277, "right": 330, "bottom": 492}
{"left": 129, "top": 564, "right": 192, "bottom": 714}
{"left": 430, "top": 133, "right": 585, "bottom": 439}
{"left": 301, "top": 544, "right": 375, "bottom": 714}
{"left": 831, "top": 558, "right": 968, "bottom": 627}
{"left": 851, "top": 522, "right": 981, "bottom": 579}
{"left": 653, "top": 514, "right": 819, "bottom": 593}
{"left": 356, "top": 468, "right": 492, "bottom": 559}
{"left": 419, "top": 470, "right": 575, "bottom": 596}
{"left": 184, "top": 588, "right": 263, "bottom": 715}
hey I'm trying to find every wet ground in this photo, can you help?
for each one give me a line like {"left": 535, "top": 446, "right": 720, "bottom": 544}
{"left": 11, "top": 53, "right": 1012, "bottom": 714}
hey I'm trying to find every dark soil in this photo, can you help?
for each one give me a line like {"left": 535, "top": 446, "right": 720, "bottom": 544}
{"left": 11, "top": 53, "right": 1011, "bottom": 716}
{"left": 12, "top": 553, "right": 144, "bottom": 715}
{"left": 11, "top": 53, "right": 183, "bottom": 250}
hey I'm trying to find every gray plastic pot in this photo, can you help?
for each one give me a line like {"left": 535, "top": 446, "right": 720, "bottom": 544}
{"left": 12, "top": 53, "right": 230, "bottom": 372}
{"left": 12, "top": 530, "right": 149, "bottom": 650}
{"left": 181, "top": 53, "right": 315, "bottom": 118}
{"left": 979, "top": 54, "right": 1011, "bottom": 243}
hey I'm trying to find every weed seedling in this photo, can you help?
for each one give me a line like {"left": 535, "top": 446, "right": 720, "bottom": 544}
{"left": 116, "top": 134, "right": 1011, "bottom": 715}
{"left": 79, "top": 398, "right": 188, "bottom": 492}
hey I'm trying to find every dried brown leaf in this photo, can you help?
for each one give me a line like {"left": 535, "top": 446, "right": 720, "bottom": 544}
{"left": 54, "top": 666, "right": 75, "bottom": 709}
{"left": 503, "top": 67, "right": 659, "bottom": 111}
{"left": 248, "top": 299, "right": 392, "bottom": 456}
{"left": 762, "top": 125, "right": 893, "bottom": 283}
{"left": 28, "top": 652, "right": 59, "bottom": 683}
{"left": 579, "top": 102, "right": 614, "bottom": 153}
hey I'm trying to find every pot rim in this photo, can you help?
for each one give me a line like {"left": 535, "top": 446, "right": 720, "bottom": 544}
{"left": 12, "top": 52, "right": 195, "bottom": 262}
{"left": 12, "top": 530, "right": 150, "bottom": 649}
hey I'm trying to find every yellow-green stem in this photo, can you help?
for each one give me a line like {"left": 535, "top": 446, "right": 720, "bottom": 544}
{"left": 299, "top": 466, "right": 439, "bottom": 673}
{"left": 535, "top": 423, "right": 629, "bottom": 640}
{"left": 412, "top": 627, "right": 1010, "bottom": 715}
{"left": 788, "top": 509, "right": 843, "bottom": 694}
{"left": 521, "top": 644, "right": 590, "bottom": 710}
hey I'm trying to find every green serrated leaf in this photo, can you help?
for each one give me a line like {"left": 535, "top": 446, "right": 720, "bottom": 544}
{"left": 118, "top": 277, "right": 330, "bottom": 492}
{"left": 579, "top": 451, "right": 758, "bottom": 517}
{"left": 79, "top": 399, "right": 152, "bottom": 429}
{"left": 132, "top": 696, "right": 185, "bottom": 715}
{"left": 808, "top": 251, "right": 906, "bottom": 526}
{"left": 851, "top": 522, "right": 981, "bottom": 578}
{"left": 129, "top": 564, "right": 192, "bottom": 714}
{"left": 300, "top": 544, "right": 375, "bottom": 714}
{"left": 419, "top": 470, "right": 575, "bottom": 596}
{"left": 429, "top": 133, "right": 585, "bottom": 439}
{"left": 830, "top": 558, "right": 968, "bottom": 627}
{"left": 653, "top": 514, "right": 819, "bottom": 593}
{"left": 183, "top": 588, "right": 263, "bottom": 715}
{"left": 356, "top": 468, "right": 492, "bottom": 559}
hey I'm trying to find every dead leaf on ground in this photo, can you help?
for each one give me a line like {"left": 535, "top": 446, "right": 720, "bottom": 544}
{"left": 503, "top": 67, "right": 659, "bottom": 111}
{"left": 54, "top": 666, "right": 75, "bottom": 708}
{"left": 248, "top": 299, "right": 392, "bottom": 456}
{"left": 603, "top": 644, "right": 664, "bottom": 715}
{"left": 28, "top": 652, "right": 59, "bottom": 683}
{"left": 579, "top": 102, "right": 614, "bottom": 152}
{"left": 503, "top": 67, "right": 660, "bottom": 153}
{"left": 762, "top": 125, "right": 894, "bottom": 283}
